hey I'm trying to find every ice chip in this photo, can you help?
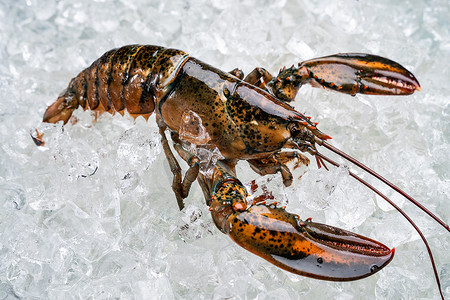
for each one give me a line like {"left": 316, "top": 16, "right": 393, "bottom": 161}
{"left": 0, "top": 182, "right": 26, "bottom": 210}
{"left": 117, "top": 125, "right": 161, "bottom": 173}
{"left": 179, "top": 110, "right": 211, "bottom": 145}
{"left": 177, "top": 205, "right": 214, "bottom": 242}
{"left": 120, "top": 171, "right": 140, "bottom": 194}
{"left": 187, "top": 145, "right": 225, "bottom": 176}
{"left": 286, "top": 38, "right": 315, "bottom": 61}
{"left": 29, "top": 0, "right": 56, "bottom": 20}
{"left": 325, "top": 166, "right": 376, "bottom": 228}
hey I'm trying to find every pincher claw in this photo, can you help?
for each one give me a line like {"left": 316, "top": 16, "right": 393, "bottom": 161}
{"left": 299, "top": 53, "right": 421, "bottom": 96}
{"left": 202, "top": 161, "right": 394, "bottom": 281}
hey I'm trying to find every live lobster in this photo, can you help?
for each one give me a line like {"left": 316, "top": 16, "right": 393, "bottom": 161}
{"left": 38, "top": 45, "right": 448, "bottom": 298}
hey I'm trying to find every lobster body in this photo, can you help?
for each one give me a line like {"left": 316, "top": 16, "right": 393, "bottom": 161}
{"left": 41, "top": 44, "right": 447, "bottom": 298}
{"left": 45, "top": 45, "right": 314, "bottom": 160}
{"left": 159, "top": 58, "right": 299, "bottom": 160}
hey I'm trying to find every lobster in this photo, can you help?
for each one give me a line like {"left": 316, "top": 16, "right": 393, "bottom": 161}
{"left": 38, "top": 45, "right": 448, "bottom": 298}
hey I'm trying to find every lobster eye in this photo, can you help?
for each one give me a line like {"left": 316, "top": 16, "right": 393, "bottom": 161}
{"left": 289, "top": 123, "right": 300, "bottom": 136}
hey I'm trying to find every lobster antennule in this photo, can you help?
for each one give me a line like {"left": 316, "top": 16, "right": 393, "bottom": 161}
{"left": 313, "top": 143, "right": 445, "bottom": 299}
{"left": 317, "top": 139, "right": 449, "bottom": 232}
{"left": 208, "top": 162, "right": 395, "bottom": 281}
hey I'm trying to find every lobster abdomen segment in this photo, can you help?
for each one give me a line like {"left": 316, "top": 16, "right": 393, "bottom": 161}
{"left": 43, "top": 45, "right": 189, "bottom": 124}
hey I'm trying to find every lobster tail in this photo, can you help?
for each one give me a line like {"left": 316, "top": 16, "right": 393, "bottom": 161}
{"left": 42, "top": 87, "right": 79, "bottom": 124}
{"left": 42, "top": 45, "right": 169, "bottom": 124}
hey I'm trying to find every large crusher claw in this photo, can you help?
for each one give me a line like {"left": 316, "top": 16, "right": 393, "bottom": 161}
{"left": 205, "top": 162, "right": 394, "bottom": 281}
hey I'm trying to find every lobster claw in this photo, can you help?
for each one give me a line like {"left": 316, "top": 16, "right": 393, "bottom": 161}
{"left": 207, "top": 162, "right": 394, "bottom": 281}
{"left": 229, "top": 205, "right": 395, "bottom": 281}
{"left": 300, "top": 53, "right": 421, "bottom": 96}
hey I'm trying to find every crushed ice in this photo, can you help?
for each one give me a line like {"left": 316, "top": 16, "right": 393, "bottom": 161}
{"left": 0, "top": 0, "right": 449, "bottom": 299}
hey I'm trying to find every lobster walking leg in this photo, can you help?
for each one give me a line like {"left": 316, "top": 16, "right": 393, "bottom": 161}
{"left": 242, "top": 67, "right": 273, "bottom": 90}
{"left": 248, "top": 151, "right": 310, "bottom": 187}
{"left": 248, "top": 158, "right": 293, "bottom": 186}
{"left": 229, "top": 67, "right": 273, "bottom": 90}
{"left": 157, "top": 119, "right": 184, "bottom": 210}
{"left": 157, "top": 116, "right": 200, "bottom": 210}
{"left": 269, "top": 151, "right": 310, "bottom": 168}
{"left": 173, "top": 143, "right": 200, "bottom": 197}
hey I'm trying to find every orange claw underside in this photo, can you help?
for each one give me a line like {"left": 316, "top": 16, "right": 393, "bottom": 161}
{"left": 225, "top": 204, "right": 394, "bottom": 281}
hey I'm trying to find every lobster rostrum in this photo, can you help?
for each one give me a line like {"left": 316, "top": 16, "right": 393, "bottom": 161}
{"left": 39, "top": 45, "right": 448, "bottom": 298}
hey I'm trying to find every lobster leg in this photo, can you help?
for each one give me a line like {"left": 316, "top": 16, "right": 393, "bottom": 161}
{"left": 271, "top": 151, "right": 310, "bottom": 168}
{"left": 156, "top": 116, "right": 200, "bottom": 210}
{"left": 229, "top": 67, "right": 274, "bottom": 90}
{"left": 228, "top": 68, "right": 244, "bottom": 80}
{"left": 242, "top": 67, "right": 273, "bottom": 90}
{"left": 202, "top": 160, "right": 395, "bottom": 281}
{"left": 173, "top": 142, "right": 200, "bottom": 198}
{"left": 248, "top": 151, "right": 310, "bottom": 187}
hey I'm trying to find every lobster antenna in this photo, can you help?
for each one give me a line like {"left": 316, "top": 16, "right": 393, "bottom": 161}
{"left": 315, "top": 152, "right": 444, "bottom": 300}
{"left": 317, "top": 140, "right": 450, "bottom": 233}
